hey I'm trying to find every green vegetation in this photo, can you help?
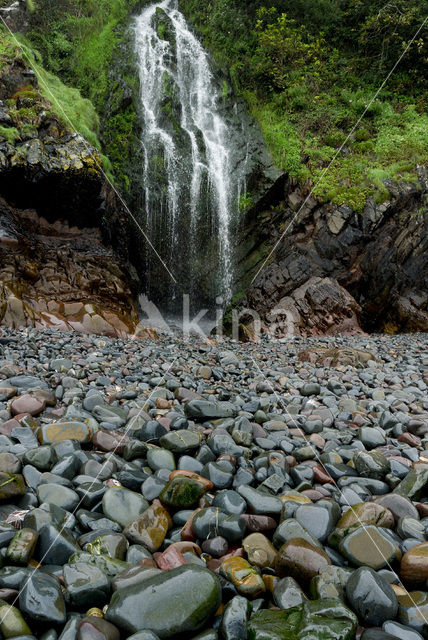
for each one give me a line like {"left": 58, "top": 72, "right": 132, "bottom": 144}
{"left": 24, "top": 0, "right": 148, "bottom": 191}
{"left": 0, "top": 29, "right": 101, "bottom": 150}
{"left": 180, "top": 0, "right": 427, "bottom": 210}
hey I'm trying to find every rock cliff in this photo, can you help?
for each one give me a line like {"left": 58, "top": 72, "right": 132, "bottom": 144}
{"left": 0, "top": 46, "right": 140, "bottom": 337}
{"left": 230, "top": 170, "right": 428, "bottom": 337}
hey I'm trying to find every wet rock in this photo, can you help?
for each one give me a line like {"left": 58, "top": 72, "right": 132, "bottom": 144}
{"left": 275, "top": 538, "right": 331, "bottom": 582}
{"left": 106, "top": 565, "right": 221, "bottom": 636}
{"left": 400, "top": 542, "right": 428, "bottom": 584}
{"left": 77, "top": 617, "right": 120, "bottom": 640}
{"left": 102, "top": 487, "right": 149, "bottom": 529}
{"left": 273, "top": 576, "right": 307, "bottom": 610}
{"left": 247, "top": 599, "right": 357, "bottom": 640}
{"left": 219, "top": 595, "right": 251, "bottom": 640}
{"left": 19, "top": 572, "right": 66, "bottom": 624}
{"left": 346, "top": 567, "right": 398, "bottom": 626}
{"left": 64, "top": 562, "right": 110, "bottom": 607}
{"left": 159, "top": 476, "right": 205, "bottom": 508}
{"left": 220, "top": 557, "right": 265, "bottom": 598}
{"left": 123, "top": 503, "right": 171, "bottom": 551}
{"left": 339, "top": 525, "right": 398, "bottom": 569}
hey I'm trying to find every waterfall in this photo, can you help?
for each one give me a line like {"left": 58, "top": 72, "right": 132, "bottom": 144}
{"left": 134, "top": 0, "right": 244, "bottom": 313}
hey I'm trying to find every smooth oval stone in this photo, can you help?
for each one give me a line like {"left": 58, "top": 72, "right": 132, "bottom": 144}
{"left": 213, "top": 490, "right": 246, "bottom": 515}
{"left": 383, "top": 620, "right": 425, "bottom": 640}
{"left": 219, "top": 595, "right": 251, "bottom": 640}
{"left": 123, "top": 503, "right": 172, "bottom": 552}
{"left": 38, "top": 422, "right": 91, "bottom": 445}
{"left": 106, "top": 565, "right": 221, "bottom": 637}
{"left": 159, "top": 477, "right": 205, "bottom": 508}
{"left": 201, "top": 536, "right": 228, "bottom": 558}
{"left": 346, "top": 566, "right": 398, "bottom": 626}
{"left": 64, "top": 562, "right": 110, "bottom": 607}
{"left": 146, "top": 448, "right": 176, "bottom": 472}
{"left": 373, "top": 494, "right": 419, "bottom": 521}
{"left": 275, "top": 538, "right": 331, "bottom": 582}
{"left": 159, "top": 430, "right": 202, "bottom": 453}
{"left": 295, "top": 504, "right": 336, "bottom": 543}
{"left": 273, "top": 576, "right": 307, "bottom": 610}
{"left": 11, "top": 394, "right": 45, "bottom": 416}
{"left": 37, "top": 484, "right": 79, "bottom": 512}
{"left": 397, "top": 591, "right": 428, "bottom": 635}
{"left": 126, "top": 544, "right": 153, "bottom": 564}
{"left": 77, "top": 617, "right": 120, "bottom": 640}
{"left": 243, "top": 533, "right": 277, "bottom": 568}
{"left": 0, "top": 601, "right": 32, "bottom": 638}
{"left": 102, "top": 487, "right": 149, "bottom": 529}
{"left": 192, "top": 508, "right": 246, "bottom": 543}
{"left": 111, "top": 566, "right": 162, "bottom": 592}
{"left": 185, "top": 400, "right": 237, "bottom": 420}
{"left": 273, "top": 518, "right": 321, "bottom": 550}
{"left": 23, "top": 447, "right": 56, "bottom": 471}
{"left": 400, "top": 542, "right": 428, "bottom": 584}
{"left": 6, "top": 528, "right": 38, "bottom": 565}
{"left": 0, "top": 567, "right": 31, "bottom": 590}
{"left": 201, "top": 462, "right": 233, "bottom": 489}
{"left": 334, "top": 502, "right": 394, "bottom": 536}
{"left": 0, "top": 472, "right": 25, "bottom": 500}
{"left": 220, "top": 557, "right": 266, "bottom": 598}
{"left": 339, "top": 524, "right": 398, "bottom": 569}
{"left": 37, "top": 523, "right": 80, "bottom": 565}
{"left": 247, "top": 599, "right": 357, "bottom": 640}
{"left": 237, "top": 486, "right": 282, "bottom": 515}
{"left": 19, "top": 572, "right": 66, "bottom": 624}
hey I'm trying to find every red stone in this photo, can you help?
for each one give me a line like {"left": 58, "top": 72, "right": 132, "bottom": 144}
{"left": 92, "top": 429, "right": 130, "bottom": 454}
{"left": 239, "top": 514, "right": 277, "bottom": 532}
{"left": 180, "top": 508, "right": 201, "bottom": 541}
{"left": 156, "top": 545, "right": 187, "bottom": 570}
{"left": 398, "top": 433, "right": 421, "bottom": 447}
{"left": 10, "top": 394, "right": 45, "bottom": 416}
{"left": 313, "top": 465, "right": 334, "bottom": 484}
{"left": 0, "top": 419, "right": 22, "bottom": 437}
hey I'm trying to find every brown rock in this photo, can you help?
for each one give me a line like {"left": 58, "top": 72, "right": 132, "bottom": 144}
{"left": 123, "top": 503, "right": 171, "bottom": 552}
{"left": 239, "top": 514, "right": 277, "bottom": 533}
{"left": 92, "top": 429, "right": 130, "bottom": 454}
{"left": 275, "top": 538, "right": 331, "bottom": 582}
{"left": 400, "top": 542, "right": 428, "bottom": 584}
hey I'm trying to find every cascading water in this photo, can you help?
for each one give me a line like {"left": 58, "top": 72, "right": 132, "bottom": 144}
{"left": 134, "top": 0, "right": 245, "bottom": 313}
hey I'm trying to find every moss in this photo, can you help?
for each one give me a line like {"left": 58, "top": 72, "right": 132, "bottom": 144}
{"left": 0, "top": 125, "right": 20, "bottom": 144}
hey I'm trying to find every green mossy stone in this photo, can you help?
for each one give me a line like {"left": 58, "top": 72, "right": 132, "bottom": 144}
{"left": 85, "top": 533, "right": 128, "bottom": 561}
{"left": 6, "top": 528, "right": 38, "bottom": 565}
{"left": 159, "top": 476, "right": 205, "bottom": 508}
{"left": 0, "top": 600, "right": 32, "bottom": 638}
{"left": 247, "top": 598, "right": 357, "bottom": 640}
{"left": 0, "top": 472, "right": 25, "bottom": 501}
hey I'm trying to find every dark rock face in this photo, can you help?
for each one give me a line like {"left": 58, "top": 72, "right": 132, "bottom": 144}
{"left": 0, "top": 52, "right": 140, "bottom": 337}
{"left": 231, "top": 171, "right": 428, "bottom": 335}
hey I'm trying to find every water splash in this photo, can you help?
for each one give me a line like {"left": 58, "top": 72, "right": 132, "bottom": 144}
{"left": 134, "top": 0, "right": 242, "bottom": 309}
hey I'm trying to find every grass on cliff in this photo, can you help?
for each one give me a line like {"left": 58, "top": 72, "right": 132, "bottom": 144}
{"left": 180, "top": 0, "right": 427, "bottom": 211}
{"left": 26, "top": 0, "right": 145, "bottom": 111}
{"left": 0, "top": 29, "right": 101, "bottom": 148}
